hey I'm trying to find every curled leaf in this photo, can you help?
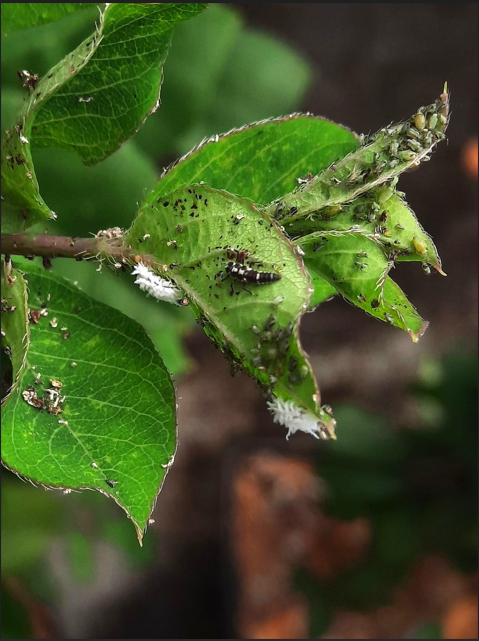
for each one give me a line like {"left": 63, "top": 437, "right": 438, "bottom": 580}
{"left": 287, "top": 190, "right": 443, "bottom": 272}
{"left": 270, "top": 88, "right": 450, "bottom": 224}
{"left": 127, "top": 185, "right": 336, "bottom": 437}
{"left": 298, "top": 231, "right": 428, "bottom": 341}
{"left": 1, "top": 262, "right": 29, "bottom": 405}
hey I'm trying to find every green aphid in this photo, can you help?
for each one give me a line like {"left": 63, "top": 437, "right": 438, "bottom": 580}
{"left": 355, "top": 262, "right": 368, "bottom": 270}
{"left": 398, "top": 150, "right": 417, "bottom": 162}
{"left": 414, "top": 113, "right": 426, "bottom": 130}
{"left": 377, "top": 185, "right": 395, "bottom": 204}
{"left": 323, "top": 205, "right": 342, "bottom": 217}
{"left": 422, "top": 131, "right": 433, "bottom": 147}
{"left": 427, "top": 113, "right": 438, "bottom": 130}
{"left": 412, "top": 235, "right": 427, "bottom": 255}
{"left": 389, "top": 140, "right": 399, "bottom": 156}
{"left": 407, "top": 139, "right": 423, "bottom": 153}
{"left": 407, "top": 127, "right": 421, "bottom": 140}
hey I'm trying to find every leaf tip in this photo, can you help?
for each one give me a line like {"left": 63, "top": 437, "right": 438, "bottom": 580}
{"left": 434, "top": 263, "right": 447, "bottom": 277}
{"left": 319, "top": 405, "right": 337, "bottom": 440}
{"left": 409, "top": 319, "right": 429, "bottom": 343}
{"left": 440, "top": 83, "right": 450, "bottom": 119}
{"left": 135, "top": 524, "right": 144, "bottom": 547}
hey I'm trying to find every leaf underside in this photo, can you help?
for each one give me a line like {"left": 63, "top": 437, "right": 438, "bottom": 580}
{"left": 127, "top": 185, "right": 326, "bottom": 421}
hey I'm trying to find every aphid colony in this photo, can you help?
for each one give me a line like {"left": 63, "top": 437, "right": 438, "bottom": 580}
{"left": 272, "top": 90, "right": 449, "bottom": 223}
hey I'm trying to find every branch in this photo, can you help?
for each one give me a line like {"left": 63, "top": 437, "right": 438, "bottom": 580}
{"left": 1, "top": 232, "right": 164, "bottom": 269}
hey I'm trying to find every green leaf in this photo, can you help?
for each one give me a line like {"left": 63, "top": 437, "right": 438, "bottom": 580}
{"left": 1, "top": 2, "right": 207, "bottom": 234}
{"left": 1, "top": 264, "right": 176, "bottom": 541}
{"left": 145, "top": 112, "right": 356, "bottom": 316}
{"left": 1, "top": 262, "right": 29, "bottom": 404}
{"left": 270, "top": 88, "right": 450, "bottom": 223}
{"left": 29, "top": 3, "right": 207, "bottom": 164}
{"left": 287, "top": 190, "right": 443, "bottom": 272}
{"left": 50, "top": 258, "right": 194, "bottom": 378}
{"left": 1, "top": 3, "right": 95, "bottom": 35}
{"left": 1, "top": 125, "right": 53, "bottom": 234}
{"left": 148, "top": 115, "right": 358, "bottom": 205}
{"left": 127, "top": 185, "right": 336, "bottom": 437}
{"left": 308, "top": 271, "right": 337, "bottom": 309}
{"left": 298, "top": 231, "right": 428, "bottom": 341}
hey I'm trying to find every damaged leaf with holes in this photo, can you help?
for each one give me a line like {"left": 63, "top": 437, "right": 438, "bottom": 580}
{"left": 127, "top": 185, "right": 336, "bottom": 437}
{"left": 1, "top": 265, "right": 176, "bottom": 542}
{"left": 1, "top": 2, "right": 207, "bottom": 234}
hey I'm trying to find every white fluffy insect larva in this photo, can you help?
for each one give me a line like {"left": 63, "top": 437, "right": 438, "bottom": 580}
{"left": 131, "top": 262, "right": 183, "bottom": 305}
{"left": 267, "top": 397, "right": 331, "bottom": 440}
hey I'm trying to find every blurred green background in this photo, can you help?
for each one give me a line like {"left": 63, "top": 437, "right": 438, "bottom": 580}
{"left": 1, "top": 3, "right": 477, "bottom": 639}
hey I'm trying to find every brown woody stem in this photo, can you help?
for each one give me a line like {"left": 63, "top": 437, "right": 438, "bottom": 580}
{"left": 1, "top": 233, "right": 161, "bottom": 269}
